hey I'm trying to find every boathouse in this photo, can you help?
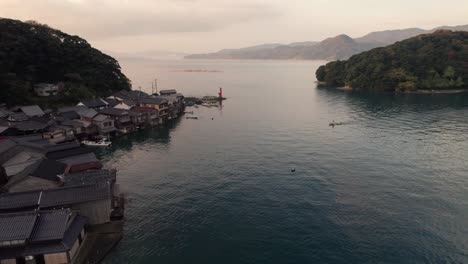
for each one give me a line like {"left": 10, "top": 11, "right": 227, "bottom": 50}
{"left": 0, "top": 209, "right": 88, "bottom": 264}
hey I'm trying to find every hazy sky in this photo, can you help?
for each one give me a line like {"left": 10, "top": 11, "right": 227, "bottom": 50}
{"left": 1, "top": 0, "right": 467, "bottom": 53}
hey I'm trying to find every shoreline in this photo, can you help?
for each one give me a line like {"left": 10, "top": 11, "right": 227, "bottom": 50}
{"left": 332, "top": 86, "right": 468, "bottom": 94}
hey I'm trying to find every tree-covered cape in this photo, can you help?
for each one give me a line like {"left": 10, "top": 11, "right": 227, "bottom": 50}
{"left": 0, "top": 18, "right": 131, "bottom": 106}
{"left": 316, "top": 30, "right": 468, "bottom": 91}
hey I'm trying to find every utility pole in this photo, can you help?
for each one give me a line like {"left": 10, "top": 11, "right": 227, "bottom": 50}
{"left": 154, "top": 78, "right": 158, "bottom": 95}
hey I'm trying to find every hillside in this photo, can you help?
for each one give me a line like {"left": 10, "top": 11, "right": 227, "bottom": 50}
{"left": 315, "top": 30, "right": 468, "bottom": 92}
{"left": 0, "top": 18, "right": 131, "bottom": 106}
{"left": 186, "top": 35, "right": 377, "bottom": 60}
{"left": 185, "top": 24, "right": 468, "bottom": 61}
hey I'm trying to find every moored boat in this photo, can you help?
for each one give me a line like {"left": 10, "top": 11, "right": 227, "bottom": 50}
{"left": 81, "top": 138, "right": 112, "bottom": 147}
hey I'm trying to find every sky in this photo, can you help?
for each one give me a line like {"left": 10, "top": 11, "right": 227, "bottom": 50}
{"left": 1, "top": 0, "right": 467, "bottom": 54}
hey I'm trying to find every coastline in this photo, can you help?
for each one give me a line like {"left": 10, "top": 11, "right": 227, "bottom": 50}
{"left": 332, "top": 85, "right": 468, "bottom": 94}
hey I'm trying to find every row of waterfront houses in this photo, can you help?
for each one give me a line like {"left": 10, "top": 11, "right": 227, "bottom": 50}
{"left": 0, "top": 89, "right": 185, "bottom": 140}
{"left": 0, "top": 89, "right": 185, "bottom": 264}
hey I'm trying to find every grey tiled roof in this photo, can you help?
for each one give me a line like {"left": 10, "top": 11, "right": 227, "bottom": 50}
{"left": 138, "top": 97, "right": 168, "bottom": 105}
{"left": 63, "top": 169, "right": 116, "bottom": 187}
{"left": 0, "top": 209, "right": 87, "bottom": 259}
{"left": 20, "top": 105, "right": 45, "bottom": 117}
{"left": 99, "top": 108, "right": 129, "bottom": 116}
{"left": 79, "top": 98, "right": 108, "bottom": 108}
{"left": 40, "top": 184, "right": 111, "bottom": 208}
{"left": 30, "top": 210, "right": 69, "bottom": 242}
{"left": 93, "top": 114, "right": 110, "bottom": 122}
{"left": 0, "top": 211, "right": 37, "bottom": 242}
{"left": 14, "top": 121, "right": 49, "bottom": 132}
{"left": 0, "top": 191, "right": 41, "bottom": 211}
{"left": 0, "top": 183, "right": 111, "bottom": 212}
{"left": 60, "top": 110, "right": 80, "bottom": 120}
{"left": 76, "top": 108, "right": 98, "bottom": 119}
{"left": 102, "top": 98, "right": 119, "bottom": 107}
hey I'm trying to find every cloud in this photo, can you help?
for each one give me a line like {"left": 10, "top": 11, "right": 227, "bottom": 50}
{"left": 0, "top": 0, "right": 282, "bottom": 39}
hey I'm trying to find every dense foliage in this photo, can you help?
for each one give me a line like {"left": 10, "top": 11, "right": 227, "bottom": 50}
{"left": 0, "top": 18, "right": 131, "bottom": 106}
{"left": 316, "top": 30, "right": 468, "bottom": 91}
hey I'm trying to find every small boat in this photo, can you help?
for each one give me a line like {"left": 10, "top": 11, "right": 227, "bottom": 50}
{"left": 329, "top": 121, "right": 344, "bottom": 127}
{"left": 186, "top": 116, "right": 199, "bottom": 120}
{"left": 201, "top": 103, "right": 211, "bottom": 107}
{"left": 81, "top": 138, "right": 112, "bottom": 147}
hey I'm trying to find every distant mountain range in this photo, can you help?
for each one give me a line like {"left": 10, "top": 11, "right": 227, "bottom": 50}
{"left": 185, "top": 24, "right": 468, "bottom": 60}
{"left": 109, "top": 50, "right": 187, "bottom": 60}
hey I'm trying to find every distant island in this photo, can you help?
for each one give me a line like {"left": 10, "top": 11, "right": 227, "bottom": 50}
{"left": 185, "top": 24, "right": 468, "bottom": 61}
{"left": 315, "top": 30, "right": 468, "bottom": 92}
{"left": 0, "top": 18, "right": 131, "bottom": 107}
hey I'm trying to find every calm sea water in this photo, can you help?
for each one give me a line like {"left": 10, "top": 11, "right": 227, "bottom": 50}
{"left": 101, "top": 59, "right": 468, "bottom": 264}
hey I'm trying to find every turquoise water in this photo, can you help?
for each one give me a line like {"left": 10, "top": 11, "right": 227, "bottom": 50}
{"left": 100, "top": 59, "right": 468, "bottom": 264}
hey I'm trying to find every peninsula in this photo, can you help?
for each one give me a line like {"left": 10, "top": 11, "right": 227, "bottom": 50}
{"left": 315, "top": 30, "right": 468, "bottom": 92}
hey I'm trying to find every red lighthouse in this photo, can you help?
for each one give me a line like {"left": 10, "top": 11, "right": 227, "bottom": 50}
{"left": 218, "top": 87, "right": 223, "bottom": 99}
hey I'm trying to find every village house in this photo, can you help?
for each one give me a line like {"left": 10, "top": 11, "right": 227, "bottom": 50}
{"left": 92, "top": 114, "right": 116, "bottom": 136}
{"left": 0, "top": 209, "right": 88, "bottom": 264}
{"left": 42, "top": 125, "right": 75, "bottom": 144}
{"left": 137, "top": 97, "right": 169, "bottom": 124}
{"left": 33, "top": 83, "right": 61, "bottom": 97}
{"left": 99, "top": 108, "right": 134, "bottom": 134}
{"left": 158, "top": 94, "right": 185, "bottom": 119}
{"left": 132, "top": 107, "right": 159, "bottom": 127}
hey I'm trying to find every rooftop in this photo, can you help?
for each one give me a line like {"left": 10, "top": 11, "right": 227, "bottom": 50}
{"left": 31, "top": 159, "right": 67, "bottom": 182}
{"left": 0, "top": 183, "right": 112, "bottom": 212}
{"left": 159, "top": 89, "right": 177, "bottom": 95}
{"left": 99, "top": 108, "right": 129, "bottom": 116}
{"left": 63, "top": 169, "right": 116, "bottom": 187}
{"left": 0, "top": 209, "right": 87, "bottom": 259}
{"left": 19, "top": 105, "right": 45, "bottom": 117}
{"left": 93, "top": 114, "right": 111, "bottom": 122}
{"left": 79, "top": 98, "right": 109, "bottom": 109}
{"left": 46, "top": 146, "right": 94, "bottom": 160}
{"left": 138, "top": 97, "right": 168, "bottom": 105}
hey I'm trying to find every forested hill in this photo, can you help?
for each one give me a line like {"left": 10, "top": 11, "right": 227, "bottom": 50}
{"left": 316, "top": 30, "right": 468, "bottom": 92}
{"left": 0, "top": 18, "right": 131, "bottom": 106}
